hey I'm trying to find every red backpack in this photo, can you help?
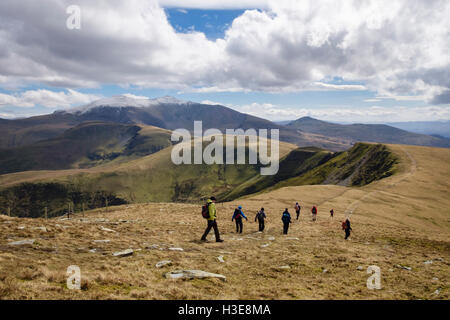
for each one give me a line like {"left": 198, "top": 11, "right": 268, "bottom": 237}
{"left": 201, "top": 202, "right": 210, "bottom": 219}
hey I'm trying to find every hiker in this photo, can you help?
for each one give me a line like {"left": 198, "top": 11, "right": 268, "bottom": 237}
{"left": 201, "top": 197, "right": 224, "bottom": 242}
{"left": 330, "top": 209, "right": 334, "bottom": 218}
{"left": 232, "top": 205, "right": 248, "bottom": 234}
{"left": 342, "top": 218, "right": 352, "bottom": 240}
{"left": 281, "top": 208, "right": 292, "bottom": 235}
{"left": 255, "top": 207, "right": 267, "bottom": 232}
{"left": 311, "top": 205, "right": 318, "bottom": 221}
{"left": 295, "top": 202, "right": 301, "bottom": 220}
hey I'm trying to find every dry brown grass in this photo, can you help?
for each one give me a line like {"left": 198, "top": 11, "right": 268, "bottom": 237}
{"left": 0, "top": 144, "right": 448, "bottom": 300}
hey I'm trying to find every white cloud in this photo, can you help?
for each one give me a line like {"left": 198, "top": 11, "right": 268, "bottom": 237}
{"left": 0, "top": 89, "right": 100, "bottom": 109}
{"left": 0, "top": 0, "right": 448, "bottom": 103}
{"left": 212, "top": 101, "right": 450, "bottom": 122}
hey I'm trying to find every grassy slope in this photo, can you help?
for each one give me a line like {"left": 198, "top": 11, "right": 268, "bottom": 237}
{"left": 0, "top": 138, "right": 298, "bottom": 217}
{"left": 0, "top": 144, "right": 448, "bottom": 299}
{"left": 0, "top": 123, "right": 174, "bottom": 174}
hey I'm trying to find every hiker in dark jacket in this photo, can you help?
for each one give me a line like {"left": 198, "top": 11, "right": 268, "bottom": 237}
{"left": 342, "top": 218, "right": 352, "bottom": 240}
{"left": 295, "top": 202, "right": 301, "bottom": 220}
{"left": 232, "top": 205, "right": 248, "bottom": 234}
{"left": 255, "top": 208, "right": 267, "bottom": 232}
{"left": 201, "top": 197, "right": 224, "bottom": 242}
{"left": 281, "top": 208, "right": 292, "bottom": 235}
{"left": 330, "top": 209, "right": 334, "bottom": 218}
{"left": 311, "top": 205, "right": 318, "bottom": 221}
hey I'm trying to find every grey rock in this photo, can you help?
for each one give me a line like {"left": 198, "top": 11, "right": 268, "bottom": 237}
{"left": 261, "top": 243, "right": 270, "bottom": 248}
{"left": 8, "top": 239, "right": 35, "bottom": 246}
{"left": 155, "top": 260, "right": 172, "bottom": 268}
{"left": 168, "top": 247, "right": 184, "bottom": 251}
{"left": 357, "top": 266, "right": 364, "bottom": 271}
{"left": 395, "top": 264, "right": 412, "bottom": 271}
{"left": 100, "top": 226, "right": 116, "bottom": 233}
{"left": 268, "top": 236, "right": 276, "bottom": 241}
{"left": 217, "top": 255, "right": 225, "bottom": 263}
{"left": 93, "top": 240, "right": 110, "bottom": 243}
{"left": 165, "top": 270, "right": 226, "bottom": 281}
{"left": 112, "top": 249, "right": 134, "bottom": 257}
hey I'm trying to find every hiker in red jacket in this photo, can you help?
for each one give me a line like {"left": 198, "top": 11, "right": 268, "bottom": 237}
{"left": 295, "top": 202, "right": 301, "bottom": 220}
{"left": 311, "top": 206, "right": 318, "bottom": 221}
{"left": 342, "top": 218, "right": 352, "bottom": 240}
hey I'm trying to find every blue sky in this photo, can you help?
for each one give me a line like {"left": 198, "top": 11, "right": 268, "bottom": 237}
{"left": 0, "top": 0, "right": 448, "bottom": 122}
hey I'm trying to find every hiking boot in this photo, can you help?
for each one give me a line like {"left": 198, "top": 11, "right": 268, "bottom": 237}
{"left": 201, "top": 238, "right": 207, "bottom": 242}
{"left": 216, "top": 239, "right": 224, "bottom": 243}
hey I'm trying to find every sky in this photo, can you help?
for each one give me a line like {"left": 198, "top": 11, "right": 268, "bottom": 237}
{"left": 0, "top": 0, "right": 449, "bottom": 123}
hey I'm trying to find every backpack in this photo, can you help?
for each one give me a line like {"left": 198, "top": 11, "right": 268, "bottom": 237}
{"left": 342, "top": 221, "right": 346, "bottom": 230}
{"left": 201, "top": 202, "right": 210, "bottom": 219}
{"left": 312, "top": 206, "right": 317, "bottom": 214}
{"left": 234, "top": 209, "right": 241, "bottom": 219}
{"left": 282, "top": 212, "right": 290, "bottom": 223}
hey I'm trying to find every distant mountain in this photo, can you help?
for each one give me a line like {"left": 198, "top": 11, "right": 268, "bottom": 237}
{"left": 387, "top": 121, "right": 450, "bottom": 139}
{"left": 0, "top": 96, "right": 351, "bottom": 151}
{"left": 287, "top": 117, "right": 450, "bottom": 148}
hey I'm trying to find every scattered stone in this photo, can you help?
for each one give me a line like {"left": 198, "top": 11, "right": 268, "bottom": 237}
{"left": 261, "top": 243, "right": 270, "bottom": 248}
{"left": 17, "top": 226, "right": 25, "bottom": 230}
{"left": 8, "top": 239, "right": 35, "bottom": 246}
{"left": 156, "top": 260, "right": 172, "bottom": 268}
{"left": 219, "top": 251, "right": 232, "bottom": 254}
{"left": 112, "top": 249, "right": 134, "bottom": 257}
{"left": 432, "top": 288, "right": 441, "bottom": 296}
{"left": 424, "top": 260, "right": 433, "bottom": 265}
{"left": 169, "top": 247, "right": 184, "bottom": 251}
{"left": 388, "top": 268, "right": 394, "bottom": 272}
{"left": 100, "top": 226, "right": 116, "bottom": 233}
{"left": 432, "top": 277, "right": 439, "bottom": 281}
{"left": 93, "top": 240, "right": 110, "bottom": 243}
{"left": 89, "top": 249, "right": 97, "bottom": 253}
{"left": 217, "top": 256, "right": 225, "bottom": 263}
{"left": 165, "top": 270, "right": 226, "bottom": 281}
{"left": 322, "top": 269, "right": 328, "bottom": 273}
{"left": 434, "top": 258, "right": 444, "bottom": 262}
{"left": 268, "top": 236, "right": 275, "bottom": 241}
{"left": 145, "top": 244, "right": 160, "bottom": 249}
{"left": 357, "top": 266, "right": 364, "bottom": 271}
{"left": 395, "top": 264, "right": 412, "bottom": 271}
{"left": 277, "top": 265, "right": 291, "bottom": 270}
{"left": 286, "top": 237, "right": 299, "bottom": 240}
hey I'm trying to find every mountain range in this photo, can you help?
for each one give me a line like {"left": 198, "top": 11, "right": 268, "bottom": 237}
{"left": 0, "top": 95, "right": 449, "bottom": 217}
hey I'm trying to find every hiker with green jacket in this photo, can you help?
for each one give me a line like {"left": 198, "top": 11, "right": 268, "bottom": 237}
{"left": 201, "top": 197, "right": 224, "bottom": 242}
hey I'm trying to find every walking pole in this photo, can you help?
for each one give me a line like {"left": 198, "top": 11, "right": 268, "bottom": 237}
{"left": 44, "top": 207, "right": 48, "bottom": 220}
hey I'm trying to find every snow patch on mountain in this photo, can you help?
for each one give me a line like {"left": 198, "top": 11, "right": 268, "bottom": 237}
{"left": 62, "top": 95, "right": 192, "bottom": 114}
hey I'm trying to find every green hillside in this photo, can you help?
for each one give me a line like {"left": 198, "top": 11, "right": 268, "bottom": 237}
{"left": 0, "top": 122, "right": 173, "bottom": 174}
{"left": 0, "top": 141, "right": 397, "bottom": 218}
